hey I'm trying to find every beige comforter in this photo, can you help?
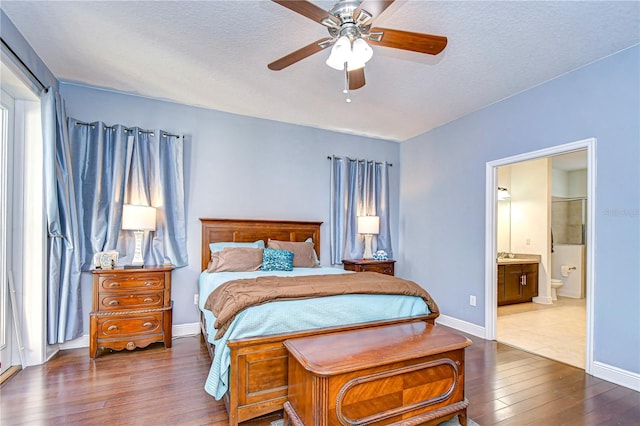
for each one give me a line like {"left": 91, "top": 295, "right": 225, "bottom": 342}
{"left": 205, "top": 272, "right": 439, "bottom": 339}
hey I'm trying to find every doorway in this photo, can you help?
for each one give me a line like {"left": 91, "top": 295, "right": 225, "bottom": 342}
{"left": 0, "top": 89, "right": 13, "bottom": 376}
{"left": 484, "top": 138, "right": 596, "bottom": 375}
{"left": 496, "top": 151, "right": 587, "bottom": 368}
{"left": 0, "top": 58, "right": 42, "bottom": 376}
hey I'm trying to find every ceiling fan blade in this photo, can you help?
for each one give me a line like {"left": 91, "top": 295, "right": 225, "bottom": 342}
{"left": 355, "top": 0, "right": 396, "bottom": 19}
{"left": 349, "top": 68, "right": 366, "bottom": 90}
{"left": 369, "top": 27, "right": 447, "bottom": 55}
{"left": 271, "top": 0, "right": 330, "bottom": 24}
{"left": 268, "top": 38, "right": 333, "bottom": 71}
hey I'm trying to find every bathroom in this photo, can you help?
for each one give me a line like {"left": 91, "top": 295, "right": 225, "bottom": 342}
{"left": 496, "top": 150, "right": 587, "bottom": 368}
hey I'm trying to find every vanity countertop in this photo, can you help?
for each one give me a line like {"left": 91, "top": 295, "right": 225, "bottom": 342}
{"left": 497, "top": 254, "right": 541, "bottom": 265}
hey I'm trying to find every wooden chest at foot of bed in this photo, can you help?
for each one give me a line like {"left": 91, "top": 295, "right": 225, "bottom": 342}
{"left": 283, "top": 322, "right": 471, "bottom": 426}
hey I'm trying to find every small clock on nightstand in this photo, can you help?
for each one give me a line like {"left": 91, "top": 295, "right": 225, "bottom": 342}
{"left": 342, "top": 259, "right": 396, "bottom": 276}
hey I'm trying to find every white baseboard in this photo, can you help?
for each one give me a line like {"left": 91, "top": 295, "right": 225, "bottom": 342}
{"left": 532, "top": 295, "right": 553, "bottom": 304}
{"left": 58, "top": 335, "right": 89, "bottom": 350}
{"left": 172, "top": 322, "right": 200, "bottom": 337}
{"left": 435, "top": 314, "right": 486, "bottom": 339}
{"left": 58, "top": 322, "right": 202, "bottom": 351}
{"left": 557, "top": 289, "right": 582, "bottom": 299}
{"left": 592, "top": 361, "right": 640, "bottom": 392}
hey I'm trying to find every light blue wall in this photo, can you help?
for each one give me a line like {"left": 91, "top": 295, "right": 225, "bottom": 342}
{"left": 59, "top": 83, "right": 400, "bottom": 330}
{"left": 399, "top": 46, "right": 639, "bottom": 373}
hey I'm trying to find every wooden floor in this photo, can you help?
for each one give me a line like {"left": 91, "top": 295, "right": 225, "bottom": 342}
{"left": 1, "top": 328, "right": 638, "bottom": 426}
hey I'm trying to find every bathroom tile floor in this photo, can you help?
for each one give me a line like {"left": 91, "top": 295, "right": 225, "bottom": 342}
{"left": 497, "top": 296, "right": 586, "bottom": 369}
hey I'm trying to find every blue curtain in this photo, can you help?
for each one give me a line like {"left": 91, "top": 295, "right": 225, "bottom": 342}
{"left": 68, "top": 119, "right": 187, "bottom": 270}
{"left": 42, "top": 90, "right": 83, "bottom": 343}
{"left": 330, "top": 156, "right": 392, "bottom": 264}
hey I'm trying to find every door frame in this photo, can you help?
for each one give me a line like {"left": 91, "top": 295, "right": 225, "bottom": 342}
{"left": 0, "top": 89, "right": 14, "bottom": 375}
{"left": 484, "top": 138, "right": 596, "bottom": 374}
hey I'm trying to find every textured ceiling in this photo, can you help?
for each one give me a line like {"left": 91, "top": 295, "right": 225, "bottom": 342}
{"left": 2, "top": 1, "right": 638, "bottom": 142}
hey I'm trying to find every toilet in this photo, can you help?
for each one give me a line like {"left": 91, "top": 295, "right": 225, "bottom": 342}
{"left": 551, "top": 278, "right": 563, "bottom": 301}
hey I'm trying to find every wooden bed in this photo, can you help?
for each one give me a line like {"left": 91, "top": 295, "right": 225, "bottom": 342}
{"left": 199, "top": 218, "right": 439, "bottom": 425}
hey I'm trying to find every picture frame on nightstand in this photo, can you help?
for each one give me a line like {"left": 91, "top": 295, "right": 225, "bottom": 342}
{"left": 93, "top": 250, "right": 119, "bottom": 270}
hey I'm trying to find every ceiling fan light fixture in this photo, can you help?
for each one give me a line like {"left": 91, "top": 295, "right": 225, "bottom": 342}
{"left": 326, "top": 36, "right": 372, "bottom": 71}
{"left": 352, "top": 37, "right": 373, "bottom": 64}
{"left": 326, "top": 35, "right": 352, "bottom": 70}
{"left": 346, "top": 58, "right": 365, "bottom": 71}
{"left": 326, "top": 55, "right": 346, "bottom": 70}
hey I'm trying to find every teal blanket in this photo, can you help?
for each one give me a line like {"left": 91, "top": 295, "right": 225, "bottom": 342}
{"left": 198, "top": 268, "right": 431, "bottom": 399}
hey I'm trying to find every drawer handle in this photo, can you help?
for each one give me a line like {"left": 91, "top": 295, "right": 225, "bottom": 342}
{"left": 144, "top": 281, "right": 154, "bottom": 286}
{"left": 143, "top": 297, "right": 153, "bottom": 303}
{"left": 108, "top": 300, "right": 119, "bottom": 305}
{"left": 107, "top": 325, "right": 118, "bottom": 331}
{"left": 142, "top": 322, "right": 153, "bottom": 328}
{"left": 109, "top": 282, "right": 120, "bottom": 288}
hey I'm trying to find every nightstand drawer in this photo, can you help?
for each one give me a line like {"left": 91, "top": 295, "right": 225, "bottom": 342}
{"left": 97, "top": 313, "right": 163, "bottom": 338}
{"left": 343, "top": 259, "right": 395, "bottom": 276}
{"left": 98, "top": 292, "right": 163, "bottom": 311}
{"left": 360, "top": 264, "right": 394, "bottom": 275}
{"left": 99, "top": 273, "right": 165, "bottom": 292}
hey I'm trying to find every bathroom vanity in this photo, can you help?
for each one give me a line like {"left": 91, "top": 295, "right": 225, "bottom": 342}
{"left": 497, "top": 258, "right": 539, "bottom": 306}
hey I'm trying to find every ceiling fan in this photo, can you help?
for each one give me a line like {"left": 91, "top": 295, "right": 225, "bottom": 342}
{"left": 267, "top": 0, "right": 447, "bottom": 100}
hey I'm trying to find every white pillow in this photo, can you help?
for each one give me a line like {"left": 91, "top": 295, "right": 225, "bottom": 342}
{"left": 209, "top": 240, "right": 265, "bottom": 255}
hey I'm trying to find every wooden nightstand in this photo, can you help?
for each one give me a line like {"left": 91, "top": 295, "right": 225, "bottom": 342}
{"left": 342, "top": 259, "right": 396, "bottom": 276}
{"left": 89, "top": 265, "right": 174, "bottom": 358}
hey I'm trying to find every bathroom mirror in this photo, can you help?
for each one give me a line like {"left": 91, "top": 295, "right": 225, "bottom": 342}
{"left": 497, "top": 196, "right": 511, "bottom": 254}
{"left": 496, "top": 167, "right": 512, "bottom": 255}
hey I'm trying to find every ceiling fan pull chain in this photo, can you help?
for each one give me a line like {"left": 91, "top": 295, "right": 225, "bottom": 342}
{"left": 344, "top": 65, "right": 352, "bottom": 103}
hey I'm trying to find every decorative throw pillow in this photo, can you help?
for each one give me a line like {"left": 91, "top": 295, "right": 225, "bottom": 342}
{"left": 261, "top": 248, "right": 294, "bottom": 271}
{"left": 209, "top": 240, "right": 265, "bottom": 257}
{"left": 207, "top": 247, "right": 264, "bottom": 272}
{"left": 267, "top": 239, "right": 319, "bottom": 268}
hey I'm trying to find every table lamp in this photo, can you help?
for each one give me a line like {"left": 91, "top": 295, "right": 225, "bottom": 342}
{"left": 121, "top": 204, "right": 156, "bottom": 268}
{"left": 357, "top": 215, "right": 379, "bottom": 260}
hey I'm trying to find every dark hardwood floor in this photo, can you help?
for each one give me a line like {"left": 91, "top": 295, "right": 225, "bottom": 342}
{"left": 1, "top": 328, "right": 638, "bottom": 425}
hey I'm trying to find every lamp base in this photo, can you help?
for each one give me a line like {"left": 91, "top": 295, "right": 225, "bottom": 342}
{"left": 131, "top": 230, "right": 146, "bottom": 268}
{"left": 123, "top": 264, "right": 146, "bottom": 269}
{"left": 363, "top": 234, "right": 374, "bottom": 259}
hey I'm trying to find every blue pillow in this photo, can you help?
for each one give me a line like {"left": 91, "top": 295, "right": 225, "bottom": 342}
{"left": 209, "top": 240, "right": 265, "bottom": 254}
{"left": 261, "top": 248, "right": 294, "bottom": 271}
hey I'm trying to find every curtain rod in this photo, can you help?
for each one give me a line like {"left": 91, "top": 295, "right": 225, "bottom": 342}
{"left": 327, "top": 156, "right": 392, "bottom": 167}
{"left": 74, "top": 121, "right": 182, "bottom": 138}
{"left": 1, "top": 37, "right": 47, "bottom": 92}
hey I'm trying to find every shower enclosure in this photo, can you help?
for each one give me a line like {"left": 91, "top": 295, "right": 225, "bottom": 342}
{"left": 552, "top": 197, "right": 587, "bottom": 298}
{"left": 552, "top": 197, "right": 586, "bottom": 245}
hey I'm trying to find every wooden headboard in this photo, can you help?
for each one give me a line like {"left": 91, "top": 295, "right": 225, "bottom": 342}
{"left": 200, "top": 218, "right": 322, "bottom": 271}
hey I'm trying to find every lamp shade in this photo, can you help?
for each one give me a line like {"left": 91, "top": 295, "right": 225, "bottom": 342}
{"left": 357, "top": 215, "right": 380, "bottom": 235}
{"left": 122, "top": 204, "right": 157, "bottom": 231}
